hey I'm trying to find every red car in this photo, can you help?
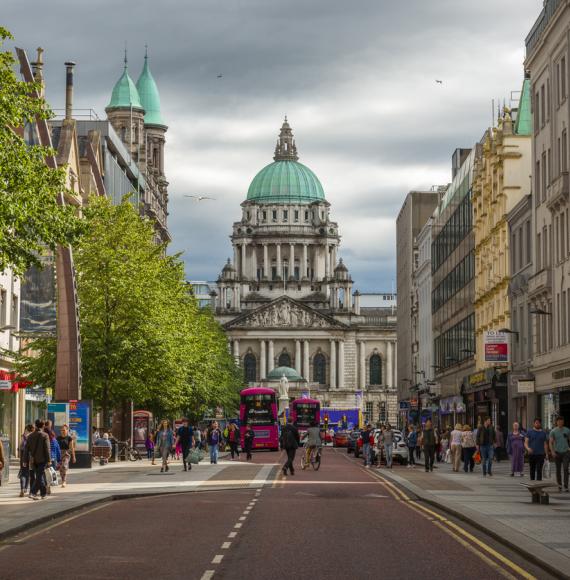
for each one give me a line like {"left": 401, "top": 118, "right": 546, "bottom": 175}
{"left": 333, "top": 431, "right": 349, "bottom": 447}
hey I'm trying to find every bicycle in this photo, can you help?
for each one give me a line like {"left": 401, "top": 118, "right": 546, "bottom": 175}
{"left": 116, "top": 440, "right": 142, "bottom": 461}
{"left": 300, "top": 444, "right": 322, "bottom": 471}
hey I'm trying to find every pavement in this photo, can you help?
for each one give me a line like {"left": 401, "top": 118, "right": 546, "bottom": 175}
{"left": 347, "top": 450, "right": 570, "bottom": 579}
{"left": 0, "top": 447, "right": 557, "bottom": 580}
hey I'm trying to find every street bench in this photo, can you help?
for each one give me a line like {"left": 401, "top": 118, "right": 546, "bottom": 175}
{"left": 92, "top": 446, "right": 112, "bottom": 465}
{"left": 520, "top": 482, "right": 555, "bottom": 505}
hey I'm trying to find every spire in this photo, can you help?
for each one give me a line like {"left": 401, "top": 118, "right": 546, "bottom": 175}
{"left": 106, "top": 50, "right": 143, "bottom": 111}
{"left": 136, "top": 47, "right": 166, "bottom": 127}
{"left": 273, "top": 116, "right": 299, "bottom": 161}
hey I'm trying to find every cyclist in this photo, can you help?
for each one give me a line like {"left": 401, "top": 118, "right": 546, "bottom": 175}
{"left": 303, "top": 420, "right": 323, "bottom": 469}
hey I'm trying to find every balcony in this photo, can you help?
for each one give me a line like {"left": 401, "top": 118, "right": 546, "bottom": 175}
{"left": 546, "top": 172, "right": 569, "bottom": 211}
{"left": 528, "top": 268, "right": 552, "bottom": 299}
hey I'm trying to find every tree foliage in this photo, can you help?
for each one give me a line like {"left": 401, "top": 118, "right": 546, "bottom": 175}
{"left": 17, "top": 196, "right": 241, "bottom": 423}
{"left": 0, "top": 28, "right": 82, "bottom": 275}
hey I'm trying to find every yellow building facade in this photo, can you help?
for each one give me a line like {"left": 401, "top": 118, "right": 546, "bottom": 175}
{"left": 473, "top": 100, "right": 531, "bottom": 370}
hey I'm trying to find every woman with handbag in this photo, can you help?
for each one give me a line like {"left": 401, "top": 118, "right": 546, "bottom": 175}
{"left": 155, "top": 420, "right": 174, "bottom": 473}
{"left": 460, "top": 424, "right": 476, "bottom": 473}
{"left": 17, "top": 425, "right": 34, "bottom": 496}
{"left": 506, "top": 421, "right": 525, "bottom": 477}
{"left": 56, "top": 424, "right": 76, "bottom": 488}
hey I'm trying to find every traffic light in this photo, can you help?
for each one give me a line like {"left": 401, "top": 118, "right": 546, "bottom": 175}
{"left": 324, "top": 415, "right": 329, "bottom": 429}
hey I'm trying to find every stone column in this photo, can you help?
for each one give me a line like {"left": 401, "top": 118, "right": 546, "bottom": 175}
{"left": 387, "top": 341, "right": 393, "bottom": 387}
{"left": 276, "top": 244, "right": 282, "bottom": 278}
{"left": 233, "top": 339, "right": 240, "bottom": 360}
{"left": 330, "top": 339, "right": 337, "bottom": 389}
{"left": 312, "top": 247, "right": 319, "bottom": 280}
{"left": 295, "top": 340, "right": 301, "bottom": 374}
{"left": 251, "top": 245, "right": 258, "bottom": 280}
{"left": 268, "top": 340, "right": 275, "bottom": 372}
{"left": 338, "top": 340, "right": 345, "bottom": 389}
{"left": 302, "top": 244, "right": 308, "bottom": 279}
{"left": 234, "top": 246, "right": 239, "bottom": 277}
{"left": 260, "top": 340, "right": 266, "bottom": 380}
{"left": 359, "top": 340, "right": 366, "bottom": 390}
{"left": 290, "top": 243, "right": 295, "bottom": 279}
{"left": 241, "top": 243, "right": 247, "bottom": 279}
{"left": 263, "top": 243, "right": 269, "bottom": 279}
{"left": 332, "top": 245, "right": 337, "bottom": 272}
{"left": 325, "top": 245, "right": 331, "bottom": 278}
{"left": 303, "top": 340, "right": 310, "bottom": 381}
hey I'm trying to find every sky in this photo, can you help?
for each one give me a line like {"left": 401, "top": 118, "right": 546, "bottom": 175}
{"left": 4, "top": 0, "right": 541, "bottom": 291}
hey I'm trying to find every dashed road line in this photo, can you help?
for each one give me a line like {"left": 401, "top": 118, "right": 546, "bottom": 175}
{"left": 228, "top": 531, "right": 237, "bottom": 538}
{"left": 200, "top": 571, "right": 215, "bottom": 580}
{"left": 212, "top": 555, "right": 224, "bottom": 564}
{"left": 222, "top": 542, "right": 231, "bottom": 549}
{"left": 234, "top": 523, "right": 242, "bottom": 529}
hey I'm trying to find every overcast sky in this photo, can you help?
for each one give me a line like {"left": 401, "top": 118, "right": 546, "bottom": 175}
{"left": 4, "top": 0, "right": 541, "bottom": 291}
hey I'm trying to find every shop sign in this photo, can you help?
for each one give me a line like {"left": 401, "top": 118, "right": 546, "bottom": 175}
{"left": 399, "top": 402, "right": 410, "bottom": 410}
{"left": 469, "top": 371, "right": 487, "bottom": 386}
{"left": 0, "top": 380, "right": 12, "bottom": 390}
{"left": 439, "top": 396, "right": 466, "bottom": 414}
{"left": 484, "top": 331, "right": 509, "bottom": 363}
{"left": 517, "top": 380, "right": 535, "bottom": 393}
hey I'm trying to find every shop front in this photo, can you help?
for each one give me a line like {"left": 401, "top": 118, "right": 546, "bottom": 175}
{"left": 534, "top": 363, "right": 570, "bottom": 429}
{"left": 462, "top": 368, "right": 509, "bottom": 435}
{"left": 439, "top": 395, "right": 466, "bottom": 429}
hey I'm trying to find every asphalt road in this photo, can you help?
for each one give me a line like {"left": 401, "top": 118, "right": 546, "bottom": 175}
{"left": 0, "top": 448, "right": 555, "bottom": 580}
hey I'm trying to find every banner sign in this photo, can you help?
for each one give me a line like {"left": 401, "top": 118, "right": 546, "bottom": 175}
{"left": 47, "top": 402, "right": 70, "bottom": 437}
{"left": 0, "top": 380, "right": 12, "bottom": 390}
{"left": 484, "top": 331, "right": 509, "bottom": 363}
{"left": 69, "top": 401, "right": 91, "bottom": 452}
{"left": 517, "top": 380, "right": 535, "bottom": 393}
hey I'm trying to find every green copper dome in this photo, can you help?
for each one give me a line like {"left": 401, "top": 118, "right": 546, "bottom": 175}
{"left": 266, "top": 366, "right": 303, "bottom": 381}
{"left": 107, "top": 58, "right": 143, "bottom": 111}
{"left": 247, "top": 160, "right": 325, "bottom": 204}
{"left": 136, "top": 53, "right": 166, "bottom": 127}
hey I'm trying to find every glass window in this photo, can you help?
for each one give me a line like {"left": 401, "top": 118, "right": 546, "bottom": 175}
{"left": 278, "top": 352, "right": 291, "bottom": 367}
{"left": 313, "top": 353, "right": 326, "bottom": 385}
{"left": 283, "top": 210, "right": 288, "bottom": 221}
{"left": 244, "top": 354, "right": 256, "bottom": 382}
{"left": 369, "top": 354, "right": 382, "bottom": 385}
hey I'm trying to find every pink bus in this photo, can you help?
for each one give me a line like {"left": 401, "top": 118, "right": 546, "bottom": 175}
{"left": 290, "top": 398, "right": 321, "bottom": 432}
{"left": 239, "top": 387, "right": 279, "bottom": 451}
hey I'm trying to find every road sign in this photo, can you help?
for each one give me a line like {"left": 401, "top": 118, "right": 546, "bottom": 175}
{"left": 0, "top": 380, "right": 11, "bottom": 390}
{"left": 484, "top": 331, "right": 509, "bottom": 363}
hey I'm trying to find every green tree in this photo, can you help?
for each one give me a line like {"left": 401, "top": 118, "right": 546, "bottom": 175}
{"left": 0, "top": 28, "right": 82, "bottom": 275}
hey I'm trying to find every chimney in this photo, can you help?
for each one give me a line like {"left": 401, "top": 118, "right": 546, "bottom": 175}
{"left": 31, "top": 47, "right": 45, "bottom": 97}
{"left": 64, "top": 61, "right": 76, "bottom": 120}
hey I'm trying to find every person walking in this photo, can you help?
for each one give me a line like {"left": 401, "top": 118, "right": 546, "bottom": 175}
{"left": 193, "top": 427, "right": 202, "bottom": 449}
{"left": 0, "top": 432, "right": 5, "bottom": 488}
{"left": 382, "top": 424, "right": 395, "bottom": 469}
{"left": 228, "top": 423, "right": 240, "bottom": 461}
{"left": 281, "top": 417, "right": 300, "bottom": 476}
{"left": 17, "top": 424, "right": 34, "bottom": 496}
{"left": 549, "top": 416, "right": 570, "bottom": 492}
{"left": 26, "top": 419, "right": 51, "bottom": 500}
{"left": 243, "top": 423, "right": 255, "bottom": 461}
{"left": 145, "top": 431, "right": 155, "bottom": 462}
{"left": 461, "top": 424, "right": 476, "bottom": 473}
{"left": 524, "top": 418, "right": 549, "bottom": 481}
{"left": 420, "top": 420, "right": 437, "bottom": 472}
{"left": 176, "top": 418, "right": 194, "bottom": 472}
{"left": 506, "top": 422, "right": 525, "bottom": 477}
{"left": 361, "top": 424, "right": 373, "bottom": 468}
{"left": 476, "top": 417, "right": 496, "bottom": 477}
{"left": 406, "top": 425, "right": 417, "bottom": 468}
{"left": 207, "top": 421, "right": 223, "bottom": 465}
{"left": 56, "top": 424, "right": 76, "bottom": 488}
{"left": 155, "top": 420, "right": 175, "bottom": 473}
{"left": 495, "top": 425, "right": 505, "bottom": 462}
{"left": 449, "top": 423, "right": 463, "bottom": 472}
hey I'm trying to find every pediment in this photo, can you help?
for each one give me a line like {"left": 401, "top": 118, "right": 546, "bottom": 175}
{"left": 224, "top": 297, "right": 347, "bottom": 330}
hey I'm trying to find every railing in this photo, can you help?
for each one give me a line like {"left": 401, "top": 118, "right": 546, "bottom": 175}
{"left": 546, "top": 171, "right": 569, "bottom": 210}
{"left": 525, "top": 0, "right": 563, "bottom": 55}
{"left": 528, "top": 268, "right": 552, "bottom": 297}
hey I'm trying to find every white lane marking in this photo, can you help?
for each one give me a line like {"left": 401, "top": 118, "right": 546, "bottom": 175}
{"left": 212, "top": 555, "right": 224, "bottom": 564}
{"left": 244, "top": 510, "right": 251, "bottom": 515}
{"left": 201, "top": 572, "right": 215, "bottom": 580}
{"left": 222, "top": 542, "right": 231, "bottom": 549}
{"left": 234, "top": 523, "right": 242, "bottom": 528}
{"left": 239, "top": 516, "right": 246, "bottom": 521}
{"left": 228, "top": 532, "right": 237, "bottom": 538}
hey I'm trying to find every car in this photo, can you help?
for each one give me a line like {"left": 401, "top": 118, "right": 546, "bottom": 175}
{"left": 346, "top": 431, "right": 360, "bottom": 454}
{"left": 333, "top": 431, "right": 349, "bottom": 447}
{"left": 375, "top": 430, "right": 409, "bottom": 465}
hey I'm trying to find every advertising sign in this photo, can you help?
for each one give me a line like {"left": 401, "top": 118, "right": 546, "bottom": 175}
{"left": 484, "top": 331, "right": 509, "bottom": 363}
{"left": 0, "top": 380, "right": 12, "bottom": 390}
{"left": 47, "top": 402, "right": 70, "bottom": 436}
{"left": 517, "top": 380, "right": 535, "bottom": 394}
{"left": 69, "top": 401, "right": 91, "bottom": 452}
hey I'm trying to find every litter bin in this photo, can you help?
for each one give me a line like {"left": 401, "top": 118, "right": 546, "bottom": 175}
{"left": 1, "top": 437, "right": 10, "bottom": 485}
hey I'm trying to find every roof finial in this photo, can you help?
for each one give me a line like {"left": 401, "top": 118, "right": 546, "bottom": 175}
{"left": 273, "top": 117, "right": 299, "bottom": 161}
{"left": 124, "top": 42, "right": 128, "bottom": 70}
{"left": 144, "top": 44, "right": 148, "bottom": 60}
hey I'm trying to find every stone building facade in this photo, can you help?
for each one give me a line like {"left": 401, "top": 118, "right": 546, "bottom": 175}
{"left": 214, "top": 120, "right": 398, "bottom": 425}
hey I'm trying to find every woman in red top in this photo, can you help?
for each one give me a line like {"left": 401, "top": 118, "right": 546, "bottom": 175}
{"left": 228, "top": 423, "right": 240, "bottom": 461}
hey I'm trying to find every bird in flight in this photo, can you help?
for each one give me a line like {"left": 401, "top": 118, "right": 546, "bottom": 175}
{"left": 217, "top": 73, "right": 223, "bottom": 79}
{"left": 435, "top": 79, "right": 443, "bottom": 84}
{"left": 184, "top": 195, "right": 216, "bottom": 201}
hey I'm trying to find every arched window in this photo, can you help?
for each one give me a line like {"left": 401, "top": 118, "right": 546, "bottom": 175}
{"left": 278, "top": 352, "right": 291, "bottom": 367}
{"left": 370, "top": 354, "right": 382, "bottom": 385}
{"left": 244, "top": 353, "right": 256, "bottom": 382}
{"left": 313, "top": 353, "right": 326, "bottom": 385}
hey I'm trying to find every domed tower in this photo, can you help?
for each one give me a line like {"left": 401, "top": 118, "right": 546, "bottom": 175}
{"left": 330, "top": 259, "right": 353, "bottom": 311}
{"left": 219, "top": 118, "right": 342, "bottom": 313}
{"left": 105, "top": 51, "right": 145, "bottom": 163}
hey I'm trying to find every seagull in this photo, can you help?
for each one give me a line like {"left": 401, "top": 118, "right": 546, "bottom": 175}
{"left": 217, "top": 73, "right": 223, "bottom": 79}
{"left": 435, "top": 79, "right": 443, "bottom": 84}
{"left": 184, "top": 195, "right": 216, "bottom": 201}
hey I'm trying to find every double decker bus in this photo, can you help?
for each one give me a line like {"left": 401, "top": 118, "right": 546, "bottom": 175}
{"left": 290, "top": 398, "right": 321, "bottom": 432}
{"left": 239, "top": 387, "right": 279, "bottom": 451}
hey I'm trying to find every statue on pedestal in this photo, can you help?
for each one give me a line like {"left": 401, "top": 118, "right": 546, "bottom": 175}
{"left": 278, "top": 374, "right": 290, "bottom": 415}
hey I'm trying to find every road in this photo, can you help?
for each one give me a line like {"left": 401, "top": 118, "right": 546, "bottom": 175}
{"left": 0, "top": 448, "right": 554, "bottom": 580}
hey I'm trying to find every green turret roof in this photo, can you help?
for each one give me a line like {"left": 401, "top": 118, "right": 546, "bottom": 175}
{"left": 515, "top": 77, "right": 532, "bottom": 136}
{"left": 246, "top": 119, "right": 325, "bottom": 204}
{"left": 266, "top": 366, "right": 304, "bottom": 381}
{"left": 136, "top": 51, "right": 166, "bottom": 127}
{"left": 107, "top": 55, "right": 143, "bottom": 111}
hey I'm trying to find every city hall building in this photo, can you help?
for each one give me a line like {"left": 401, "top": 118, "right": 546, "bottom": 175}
{"left": 213, "top": 120, "right": 397, "bottom": 425}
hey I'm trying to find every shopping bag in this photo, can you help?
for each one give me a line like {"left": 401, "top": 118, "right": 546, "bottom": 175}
{"left": 45, "top": 466, "right": 61, "bottom": 487}
{"left": 543, "top": 458, "right": 552, "bottom": 479}
{"left": 472, "top": 450, "right": 481, "bottom": 464}
{"left": 444, "top": 449, "right": 451, "bottom": 463}
{"left": 188, "top": 448, "right": 202, "bottom": 465}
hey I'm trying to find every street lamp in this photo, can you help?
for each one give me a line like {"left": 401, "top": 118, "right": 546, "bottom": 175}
{"left": 530, "top": 308, "right": 552, "bottom": 316}
{"left": 499, "top": 328, "right": 519, "bottom": 340}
